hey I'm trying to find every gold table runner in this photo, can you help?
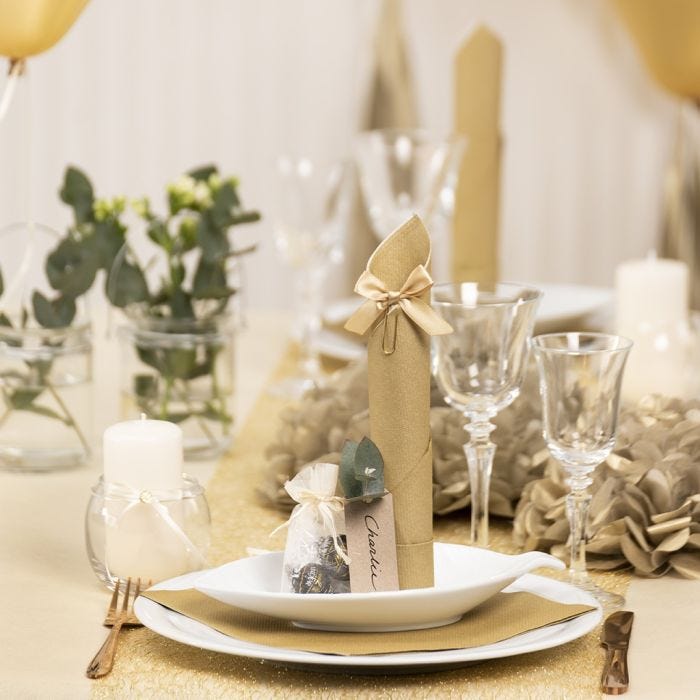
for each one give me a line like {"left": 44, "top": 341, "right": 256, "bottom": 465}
{"left": 93, "top": 347, "right": 631, "bottom": 699}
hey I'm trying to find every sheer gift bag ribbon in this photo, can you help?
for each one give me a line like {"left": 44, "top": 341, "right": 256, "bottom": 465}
{"left": 345, "top": 214, "right": 452, "bottom": 589}
{"left": 104, "top": 481, "right": 207, "bottom": 582}
{"left": 272, "top": 463, "right": 350, "bottom": 566}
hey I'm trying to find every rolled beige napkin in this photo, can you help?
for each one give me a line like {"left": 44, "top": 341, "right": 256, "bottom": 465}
{"left": 345, "top": 214, "right": 452, "bottom": 589}
{"left": 452, "top": 25, "right": 502, "bottom": 285}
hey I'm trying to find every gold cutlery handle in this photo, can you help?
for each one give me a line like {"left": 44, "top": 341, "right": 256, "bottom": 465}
{"left": 601, "top": 647, "right": 630, "bottom": 695}
{"left": 86, "top": 620, "right": 124, "bottom": 679}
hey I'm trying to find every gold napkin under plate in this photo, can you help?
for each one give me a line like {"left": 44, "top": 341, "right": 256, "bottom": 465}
{"left": 143, "top": 588, "right": 595, "bottom": 657}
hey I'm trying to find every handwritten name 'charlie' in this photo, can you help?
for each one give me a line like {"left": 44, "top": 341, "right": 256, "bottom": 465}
{"left": 365, "top": 514, "right": 382, "bottom": 590}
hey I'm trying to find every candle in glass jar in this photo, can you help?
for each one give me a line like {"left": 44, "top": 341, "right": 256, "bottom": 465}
{"left": 615, "top": 254, "right": 688, "bottom": 335}
{"left": 615, "top": 254, "right": 690, "bottom": 403}
{"left": 104, "top": 419, "right": 189, "bottom": 582}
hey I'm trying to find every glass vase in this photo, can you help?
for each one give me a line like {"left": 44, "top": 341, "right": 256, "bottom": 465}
{"left": 0, "top": 322, "right": 92, "bottom": 471}
{"left": 119, "top": 314, "right": 234, "bottom": 460}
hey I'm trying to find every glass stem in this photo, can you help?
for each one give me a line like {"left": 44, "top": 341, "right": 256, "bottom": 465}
{"left": 463, "top": 413, "right": 496, "bottom": 547}
{"left": 294, "top": 263, "right": 323, "bottom": 380}
{"left": 565, "top": 472, "right": 593, "bottom": 585}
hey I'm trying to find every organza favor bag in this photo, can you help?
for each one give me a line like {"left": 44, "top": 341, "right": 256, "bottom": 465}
{"left": 275, "top": 463, "right": 350, "bottom": 594}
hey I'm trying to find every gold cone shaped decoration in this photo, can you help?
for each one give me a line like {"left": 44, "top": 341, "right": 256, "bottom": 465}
{"left": 0, "top": 0, "right": 89, "bottom": 59}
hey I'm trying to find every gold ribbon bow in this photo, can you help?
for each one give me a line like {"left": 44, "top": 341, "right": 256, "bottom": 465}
{"left": 344, "top": 264, "right": 453, "bottom": 354}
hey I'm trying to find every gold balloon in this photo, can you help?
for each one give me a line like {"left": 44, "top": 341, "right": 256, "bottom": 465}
{"left": 0, "top": 0, "right": 89, "bottom": 59}
{"left": 612, "top": 0, "right": 700, "bottom": 99}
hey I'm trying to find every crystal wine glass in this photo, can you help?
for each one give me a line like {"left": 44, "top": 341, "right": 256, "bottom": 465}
{"left": 355, "top": 129, "right": 464, "bottom": 274}
{"left": 432, "top": 282, "right": 542, "bottom": 547}
{"left": 271, "top": 156, "right": 353, "bottom": 397}
{"left": 532, "top": 332, "right": 632, "bottom": 609}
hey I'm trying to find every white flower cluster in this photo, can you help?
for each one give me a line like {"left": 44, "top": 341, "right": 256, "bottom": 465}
{"left": 164, "top": 172, "right": 240, "bottom": 213}
{"left": 167, "top": 175, "right": 213, "bottom": 209}
{"left": 93, "top": 196, "right": 126, "bottom": 221}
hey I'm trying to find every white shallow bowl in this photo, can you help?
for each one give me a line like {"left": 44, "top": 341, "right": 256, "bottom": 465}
{"left": 194, "top": 542, "right": 565, "bottom": 632}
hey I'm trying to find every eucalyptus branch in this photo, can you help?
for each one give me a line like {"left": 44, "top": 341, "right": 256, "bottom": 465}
{"left": 45, "top": 379, "right": 90, "bottom": 455}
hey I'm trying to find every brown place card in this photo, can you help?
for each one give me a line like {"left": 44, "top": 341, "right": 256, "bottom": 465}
{"left": 345, "top": 494, "right": 399, "bottom": 593}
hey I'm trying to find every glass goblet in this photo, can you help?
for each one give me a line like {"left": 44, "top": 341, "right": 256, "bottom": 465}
{"left": 271, "top": 156, "right": 352, "bottom": 397}
{"left": 432, "top": 283, "right": 542, "bottom": 547}
{"left": 532, "top": 332, "right": 632, "bottom": 609}
{"left": 355, "top": 129, "right": 465, "bottom": 277}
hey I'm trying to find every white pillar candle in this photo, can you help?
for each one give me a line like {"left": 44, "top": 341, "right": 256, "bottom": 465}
{"left": 615, "top": 254, "right": 691, "bottom": 403}
{"left": 615, "top": 254, "right": 688, "bottom": 335}
{"left": 103, "top": 419, "right": 191, "bottom": 582}
{"left": 104, "top": 419, "right": 183, "bottom": 491}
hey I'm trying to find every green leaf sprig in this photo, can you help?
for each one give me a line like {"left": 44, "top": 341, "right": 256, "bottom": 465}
{"left": 339, "top": 436, "right": 386, "bottom": 500}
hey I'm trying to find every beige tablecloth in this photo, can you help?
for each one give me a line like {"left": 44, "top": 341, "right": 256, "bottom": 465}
{"left": 1, "top": 311, "right": 699, "bottom": 699}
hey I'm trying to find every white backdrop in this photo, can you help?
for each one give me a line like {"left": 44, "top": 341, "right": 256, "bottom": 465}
{"left": 0, "top": 0, "right": 679, "bottom": 310}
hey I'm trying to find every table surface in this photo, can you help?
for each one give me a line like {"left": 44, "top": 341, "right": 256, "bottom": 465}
{"left": 1, "top": 311, "right": 699, "bottom": 699}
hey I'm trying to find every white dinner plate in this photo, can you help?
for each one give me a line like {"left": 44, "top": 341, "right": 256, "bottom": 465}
{"left": 194, "top": 543, "right": 564, "bottom": 632}
{"left": 134, "top": 572, "right": 601, "bottom": 674}
{"left": 319, "top": 283, "right": 613, "bottom": 361}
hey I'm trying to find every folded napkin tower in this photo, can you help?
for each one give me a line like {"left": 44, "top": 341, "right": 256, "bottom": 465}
{"left": 344, "top": 215, "right": 452, "bottom": 589}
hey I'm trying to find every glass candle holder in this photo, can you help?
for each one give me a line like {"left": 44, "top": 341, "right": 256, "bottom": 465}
{"left": 85, "top": 474, "right": 211, "bottom": 590}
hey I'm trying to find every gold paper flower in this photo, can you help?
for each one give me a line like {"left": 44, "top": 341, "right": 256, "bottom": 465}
{"left": 262, "top": 359, "right": 547, "bottom": 522}
{"left": 262, "top": 363, "right": 700, "bottom": 578}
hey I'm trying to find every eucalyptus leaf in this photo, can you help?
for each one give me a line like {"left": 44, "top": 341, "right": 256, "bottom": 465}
{"left": 192, "top": 257, "right": 231, "bottom": 299}
{"left": 46, "top": 238, "right": 99, "bottom": 297}
{"left": 8, "top": 387, "right": 43, "bottom": 409}
{"left": 60, "top": 167, "right": 94, "bottom": 225}
{"left": 133, "top": 373, "right": 158, "bottom": 399}
{"left": 31, "top": 292, "right": 76, "bottom": 329}
{"left": 171, "top": 260, "right": 186, "bottom": 288}
{"left": 138, "top": 346, "right": 200, "bottom": 381}
{"left": 230, "top": 210, "right": 261, "bottom": 226}
{"left": 354, "top": 436, "right": 385, "bottom": 497}
{"left": 0, "top": 312, "right": 11, "bottom": 327}
{"left": 163, "top": 347, "right": 198, "bottom": 379}
{"left": 196, "top": 215, "right": 229, "bottom": 262}
{"left": 107, "top": 260, "right": 149, "bottom": 308}
{"left": 92, "top": 219, "right": 126, "bottom": 269}
{"left": 147, "top": 220, "right": 172, "bottom": 252}
{"left": 339, "top": 439, "right": 361, "bottom": 499}
{"left": 210, "top": 181, "right": 238, "bottom": 229}
{"left": 136, "top": 347, "right": 165, "bottom": 375}
{"left": 188, "top": 164, "right": 218, "bottom": 182}
{"left": 168, "top": 288, "right": 194, "bottom": 319}
{"left": 176, "top": 218, "right": 198, "bottom": 253}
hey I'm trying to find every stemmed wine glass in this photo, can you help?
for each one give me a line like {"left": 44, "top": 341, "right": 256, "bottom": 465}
{"left": 432, "top": 283, "right": 542, "bottom": 547}
{"left": 532, "top": 332, "right": 632, "bottom": 609}
{"left": 271, "top": 156, "right": 353, "bottom": 397}
{"left": 355, "top": 129, "right": 464, "bottom": 277}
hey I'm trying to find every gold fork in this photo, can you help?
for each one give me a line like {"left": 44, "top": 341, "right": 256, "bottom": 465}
{"left": 86, "top": 578, "right": 146, "bottom": 679}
